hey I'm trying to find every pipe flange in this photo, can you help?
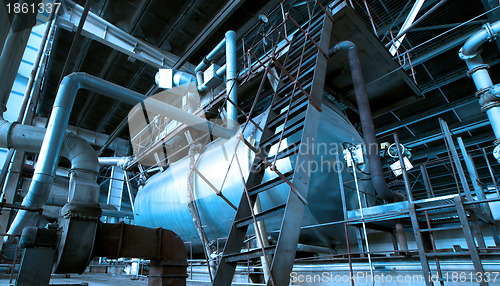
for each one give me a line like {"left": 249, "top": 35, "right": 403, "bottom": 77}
{"left": 467, "top": 63, "right": 490, "bottom": 77}
{"left": 475, "top": 87, "right": 491, "bottom": 98}
{"left": 480, "top": 101, "right": 500, "bottom": 112}
{"left": 483, "top": 23, "right": 497, "bottom": 42}
{"left": 68, "top": 168, "right": 99, "bottom": 177}
{"left": 459, "top": 47, "right": 480, "bottom": 60}
{"left": 494, "top": 139, "right": 500, "bottom": 146}
{"left": 61, "top": 202, "right": 102, "bottom": 220}
{"left": 493, "top": 144, "right": 500, "bottom": 164}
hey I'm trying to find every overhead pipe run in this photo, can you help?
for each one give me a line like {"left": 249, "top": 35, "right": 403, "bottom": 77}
{"left": 158, "top": 30, "right": 238, "bottom": 132}
{"left": 459, "top": 21, "right": 500, "bottom": 163}
{"left": 329, "top": 41, "right": 405, "bottom": 202}
{"left": 98, "top": 156, "right": 134, "bottom": 169}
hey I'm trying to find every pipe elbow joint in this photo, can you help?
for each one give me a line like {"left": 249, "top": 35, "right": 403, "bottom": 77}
{"left": 328, "top": 41, "right": 356, "bottom": 57}
{"left": 0, "top": 119, "right": 14, "bottom": 149}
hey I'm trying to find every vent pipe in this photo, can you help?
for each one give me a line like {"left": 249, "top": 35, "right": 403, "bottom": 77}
{"left": 329, "top": 41, "right": 405, "bottom": 202}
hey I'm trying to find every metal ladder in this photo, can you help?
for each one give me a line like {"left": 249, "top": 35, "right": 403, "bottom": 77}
{"left": 212, "top": 7, "right": 333, "bottom": 286}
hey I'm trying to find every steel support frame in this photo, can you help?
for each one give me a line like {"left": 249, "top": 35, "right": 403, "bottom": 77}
{"left": 454, "top": 195, "right": 488, "bottom": 286}
{"left": 408, "top": 203, "right": 433, "bottom": 286}
{"left": 56, "top": 1, "right": 195, "bottom": 72}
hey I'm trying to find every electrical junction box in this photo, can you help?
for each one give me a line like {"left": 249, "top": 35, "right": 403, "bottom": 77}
{"left": 155, "top": 69, "right": 173, "bottom": 89}
{"left": 390, "top": 156, "right": 413, "bottom": 177}
{"left": 203, "top": 64, "right": 223, "bottom": 89}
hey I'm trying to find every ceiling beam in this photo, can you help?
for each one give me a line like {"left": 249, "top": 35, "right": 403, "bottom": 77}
{"left": 172, "top": 0, "right": 248, "bottom": 70}
{"left": 376, "top": 96, "right": 477, "bottom": 136}
{"left": 57, "top": 1, "right": 195, "bottom": 72}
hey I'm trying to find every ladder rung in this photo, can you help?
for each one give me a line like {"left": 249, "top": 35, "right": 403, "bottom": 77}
{"left": 260, "top": 119, "right": 305, "bottom": 148}
{"left": 235, "top": 204, "right": 287, "bottom": 228}
{"left": 248, "top": 170, "right": 294, "bottom": 197}
{"left": 224, "top": 246, "right": 276, "bottom": 263}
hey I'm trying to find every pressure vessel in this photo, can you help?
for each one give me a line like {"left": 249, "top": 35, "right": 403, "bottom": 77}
{"left": 134, "top": 103, "right": 372, "bottom": 251}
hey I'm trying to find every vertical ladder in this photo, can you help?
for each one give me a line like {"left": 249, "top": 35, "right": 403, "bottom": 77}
{"left": 212, "top": 9, "right": 333, "bottom": 286}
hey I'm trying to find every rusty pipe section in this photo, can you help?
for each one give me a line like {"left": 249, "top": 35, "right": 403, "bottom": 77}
{"left": 93, "top": 222, "right": 188, "bottom": 285}
{"left": 329, "top": 41, "right": 404, "bottom": 202}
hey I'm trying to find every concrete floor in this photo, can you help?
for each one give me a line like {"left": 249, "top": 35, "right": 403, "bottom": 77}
{"left": 0, "top": 273, "right": 148, "bottom": 286}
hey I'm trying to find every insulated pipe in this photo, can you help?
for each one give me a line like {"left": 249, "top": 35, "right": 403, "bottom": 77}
{"left": 0, "top": 118, "right": 99, "bottom": 239}
{"left": 194, "top": 31, "right": 238, "bottom": 132}
{"left": 98, "top": 156, "right": 133, "bottom": 169}
{"left": 459, "top": 21, "right": 500, "bottom": 153}
{"left": 225, "top": 30, "right": 238, "bottom": 131}
{"left": 329, "top": 41, "right": 405, "bottom": 202}
{"left": 195, "top": 38, "right": 226, "bottom": 92}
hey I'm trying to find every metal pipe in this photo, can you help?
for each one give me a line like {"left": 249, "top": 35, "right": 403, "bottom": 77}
{"left": 459, "top": 20, "right": 500, "bottom": 153}
{"left": 98, "top": 157, "right": 133, "bottom": 169}
{"left": 193, "top": 31, "right": 238, "bottom": 132}
{"left": 0, "top": 118, "right": 99, "bottom": 239}
{"left": 4, "top": 72, "right": 147, "bottom": 239}
{"left": 195, "top": 38, "right": 226, "bottom": 92}
{"left": 225, "top": 30, "right": 238, "bottom": 131}
{"left": 329, "top": 41, "right": 404, "bottom": 202}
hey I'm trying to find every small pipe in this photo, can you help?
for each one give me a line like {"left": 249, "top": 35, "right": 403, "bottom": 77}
{"left": 329, "top": 41, "right": 404, "bottom": 202}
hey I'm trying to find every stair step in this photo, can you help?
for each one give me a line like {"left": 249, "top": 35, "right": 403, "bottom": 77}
{"left": 425, "top": 251, "right": 471, "bottom": 258}
{"left": 248, "top": 170, "right": 294, "bottom": 197}
{"left": 273, "top": 82, "right": 313, "bottom": 112}
{"left": 235, "top": 204, "right": 287, "bottom": 228}
{"left": 260, "top": 119, "right": 305, "bottom": 148}
{"left": 267, "top": 142, "right": 301, "bottom": 164}
{"left": 420, "top": 225, "right": 462, "bottom": 232}
{"left": 268, "top": 100, "right": 308, "bottom": 129}
{"left": 224, "top": 246, "right": 276, "bottom": 263}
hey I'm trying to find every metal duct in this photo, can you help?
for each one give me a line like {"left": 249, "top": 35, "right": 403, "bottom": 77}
{"left": 459, "top": 21, "right": 500, "bottom": 152}
{"left": 0, "top": 117, "right": 99, "bottom": 239}
{"left": 3, "top": 72, "right": 146, "bottom": 238}
{"left": 329, "top": 41, "right": 405, "bottom": 202}
{"left": 98, "top": 156, "right": 133, "bottom": 169}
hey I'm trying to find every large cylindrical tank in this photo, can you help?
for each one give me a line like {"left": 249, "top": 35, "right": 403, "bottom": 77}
{"left": 134, "top": 103, "right": 371, "bottom": 251}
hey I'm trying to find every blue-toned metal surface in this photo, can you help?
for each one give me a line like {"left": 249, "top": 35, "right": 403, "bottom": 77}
{"left": 134, "top": 104, "right": 371, "bottom": 250}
